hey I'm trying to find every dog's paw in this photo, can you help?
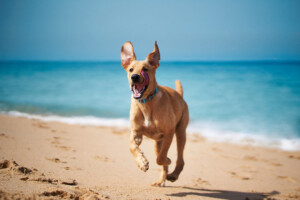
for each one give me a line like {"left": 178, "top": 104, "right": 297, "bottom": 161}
{"left": 137, "top": 156, "right": 149, "bottom": 172}
{"left": 151, "top": 181, "right": 165, "bottom": 187}
{"left": 166, "top": 174, "right": 178, "bottom": 182}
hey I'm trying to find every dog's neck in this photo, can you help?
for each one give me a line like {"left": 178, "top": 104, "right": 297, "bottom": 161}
{"left": 137, "top": 86, "right": 158, "bottom": 104}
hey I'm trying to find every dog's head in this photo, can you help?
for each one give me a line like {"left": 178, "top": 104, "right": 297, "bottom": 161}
{"left": 121, "top": 41, "right": 160, "bottom": 99}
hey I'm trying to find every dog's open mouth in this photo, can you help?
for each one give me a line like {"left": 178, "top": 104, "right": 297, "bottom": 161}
{"left": 131, "top": 70, "right": 149, "bottom": 99}
{"left": 132, "top": 84, "right": 148, "bottom": 99}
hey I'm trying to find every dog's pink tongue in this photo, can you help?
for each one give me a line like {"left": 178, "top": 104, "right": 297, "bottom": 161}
{"left": 135, "top": 84, "right": 144, "bottom": 92}
{"left": 141, "top": 70, "right": 149, "bottom": 85}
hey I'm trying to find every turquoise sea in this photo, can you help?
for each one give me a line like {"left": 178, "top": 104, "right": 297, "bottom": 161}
{"left": 0, "top": 61, "right": 300, "bottom": 150}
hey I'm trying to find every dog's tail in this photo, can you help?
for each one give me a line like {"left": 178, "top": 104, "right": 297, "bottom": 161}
{"left": 175, "top": 80, "right": 183, "bottom": 97}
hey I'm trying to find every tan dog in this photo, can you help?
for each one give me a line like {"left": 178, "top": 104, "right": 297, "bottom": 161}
{"left": 120, "top": 41, "right": 189, "bottom": 186}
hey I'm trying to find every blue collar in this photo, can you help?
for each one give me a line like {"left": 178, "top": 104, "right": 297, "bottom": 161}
{"left": 138, "top": 87, "right": 158, "bottom": 104}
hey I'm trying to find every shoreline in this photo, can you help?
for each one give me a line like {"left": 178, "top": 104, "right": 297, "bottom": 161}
{"left": 2, "top": 110, "right": 300, "bottom": 152}
{"left": 0, "top": 114, "right": 300, "bottom": 199}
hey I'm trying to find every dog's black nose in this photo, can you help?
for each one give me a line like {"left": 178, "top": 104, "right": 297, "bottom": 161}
{"left": 131, "top": 74, "right": 140, "bottom": 83}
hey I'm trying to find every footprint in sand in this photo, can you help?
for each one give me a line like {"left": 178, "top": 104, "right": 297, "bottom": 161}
{"left": 277, "top": 176, "right": 297, "bottom": 183}
{"left": 286, "top": 193, "right": 300, "bottom": 199}
{"left": 244, "top": 155, "right": 283, "bottom": 167}
{"left": 261, "top": 159, "right": 283, "bottom": 167}
{"left": 32, "top": 122, "right": 50, "bottom": 129}
{"left": 229, "top": 171, "right": 253, "bottom": 180}
{"left": 288, "top": 155, "right": 300, "bottom": 160}
{"left": 211, "top": 147, "right": 222, "bottom": 152}
{"left": 0, "top": 133, "right": 13, "bottom": 139}
{"left": 270, "top": 162, "right": 282, "bottom": 167}
{"left": 189, "top": 134, "right": 205, "bottom": 143}
{"left": 73, "top": 188, "right": 109, "bottom": 199}
{"left": 243, "top": 155, "right": 258, "bottom": 161}
{"left": 111, "top": 129, "right": 126, "bottom": 135}
{"left": 45, "top": 157, "right": 67, "bottom": 164}
{"left": 193, "top": 178, "right": 210, "bottom": 186}
{"left": 48, "top": 137, "right": 73, "bottom": 151}
{"left": 94, "top": 155, "right": 113, "bottom": 163}
{"left": 49, "top": 136, "right": 61, "bottom": 145}
{"left": 56, "top": 145, "right": 72, "bottom": 151}
{"left": 240, "top": 165, "right": 258, "bottom": 174}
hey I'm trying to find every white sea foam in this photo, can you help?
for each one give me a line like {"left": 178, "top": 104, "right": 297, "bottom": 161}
{"left": 1, "top": 111, "right": 130, "bottom": 128}
{"left": 2, "top": 111, "right": 300, "bottom": 151}
{"left": 188, "top": 121, "right": 300, "bottom": 151}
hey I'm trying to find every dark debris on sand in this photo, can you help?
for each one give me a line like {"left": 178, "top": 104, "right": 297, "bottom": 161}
{"left": 62, "top": 179, "right": 78, "bottom": 186}
{"left": 42, "top": 190, "right": 68, "bottom": 197}
{"left": 0, "top": 160, "right": 12, "bottom": 169}
{"left": 18, "top": 166, "right": 33, "bottom": 175}
{"left": 0, "top": 160, "right": 37, "bottom": 175}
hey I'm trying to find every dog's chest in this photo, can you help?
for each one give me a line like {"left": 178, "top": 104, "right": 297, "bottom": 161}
{"left": 140, "top": 110, "right": 162, "bottom": 134}
{"left": 143, "top": 112, "right": 152, "bottom": 128}
{"left": 141, "top": 113, "right": 164, "bottom": 140}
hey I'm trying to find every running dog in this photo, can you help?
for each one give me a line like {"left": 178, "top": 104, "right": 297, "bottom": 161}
{"left": 120, "top": 41, "right": 189, "bottom": 186}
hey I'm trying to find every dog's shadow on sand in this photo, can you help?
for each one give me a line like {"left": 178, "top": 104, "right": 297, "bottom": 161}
{"left": 165, "top": 186, "right": 279, "bottom": 200}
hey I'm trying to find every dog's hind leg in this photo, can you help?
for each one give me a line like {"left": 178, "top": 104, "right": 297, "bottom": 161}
{"left": 166, "top": 128, "right": 186, "bottom": 182}
{"left": 167, "top": 111, "right": 188, "bottom": 182}
{"left": 156, "top": 133, "right": 174, "bottom": 166}
{"left": 129, "top": 133, "right": 149, "bottom": 172}
{"left": 151, "top": 140, "right": 168, "bottom": 187}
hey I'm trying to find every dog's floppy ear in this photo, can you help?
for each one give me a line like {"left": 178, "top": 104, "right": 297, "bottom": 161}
{"left": 146, "top": 41, "right": 160, "bottom": 68}
{"left": 121, "top": 41, "right": 136, "bottom": 69}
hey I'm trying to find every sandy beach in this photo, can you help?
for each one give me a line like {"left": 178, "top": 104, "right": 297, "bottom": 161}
{"left": 0, "top": 114, "right": 300, "bottom": 200}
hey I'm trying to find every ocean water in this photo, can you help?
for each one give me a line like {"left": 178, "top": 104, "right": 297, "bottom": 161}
{"left": 0, "top": 61, "right": 300, "bottom": 151}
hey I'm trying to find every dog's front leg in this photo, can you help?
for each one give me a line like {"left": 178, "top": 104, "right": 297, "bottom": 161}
{"left": 129, "top": 132, "right": 149, "bottom": 172}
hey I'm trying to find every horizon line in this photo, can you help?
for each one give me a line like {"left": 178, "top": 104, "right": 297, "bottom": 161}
{"left": 1, "top": 59, "right": 300, "bottom": 64}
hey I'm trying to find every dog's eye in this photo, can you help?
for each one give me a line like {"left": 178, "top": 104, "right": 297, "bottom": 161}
{"left": 129, "top": 68, "right": 133, "bottom": 72}
{"left": 143, "top": 68, "right": 148, "bottom": 72}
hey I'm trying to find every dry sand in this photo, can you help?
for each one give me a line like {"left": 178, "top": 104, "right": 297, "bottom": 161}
{"left": 0, "top": 114, "right": 300, "bottom": 200}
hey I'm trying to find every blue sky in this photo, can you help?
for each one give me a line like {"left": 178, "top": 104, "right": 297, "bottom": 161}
{"left": 0, "top": 0, "right": 299, "bottom": 61}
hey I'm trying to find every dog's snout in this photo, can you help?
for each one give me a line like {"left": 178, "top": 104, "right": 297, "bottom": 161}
{"left": 131, "top": 74, "right": 140, "bottom": 83}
